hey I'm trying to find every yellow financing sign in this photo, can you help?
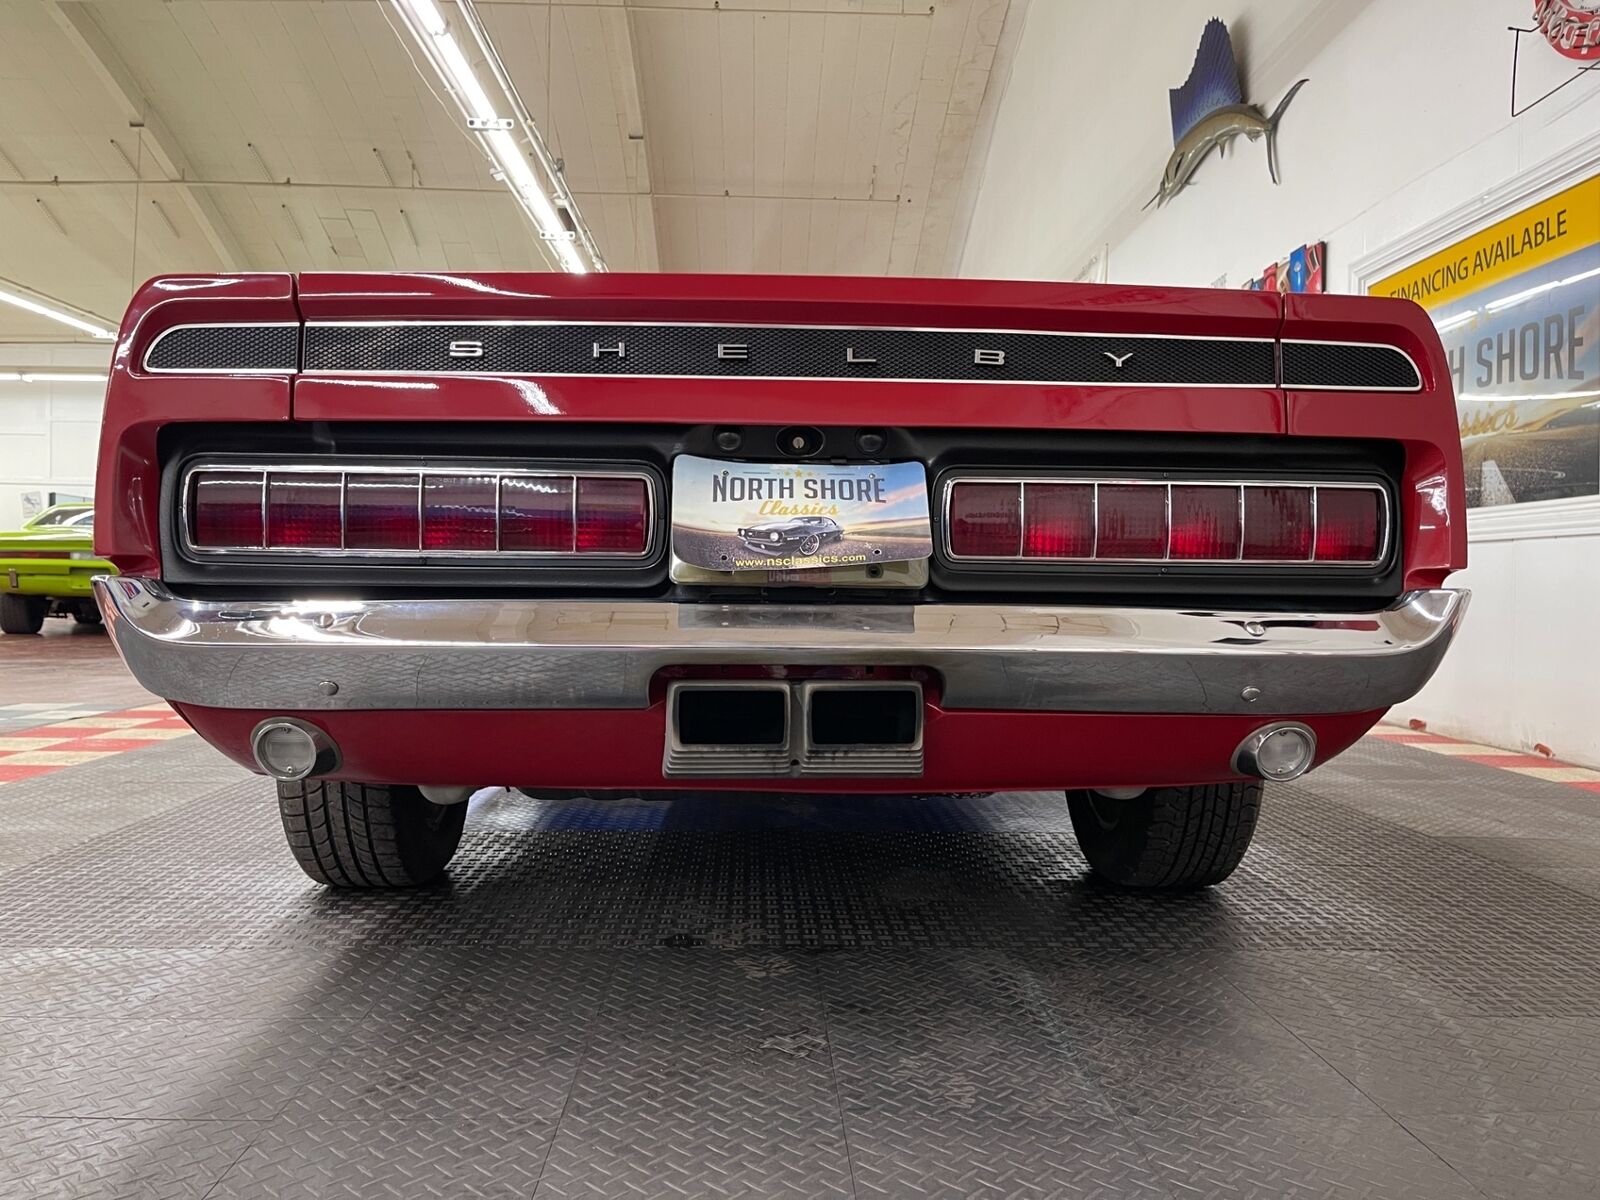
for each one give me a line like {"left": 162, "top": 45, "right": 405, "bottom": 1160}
{"left": 1368, "top": 176, "right": 1600, "bottom": 310}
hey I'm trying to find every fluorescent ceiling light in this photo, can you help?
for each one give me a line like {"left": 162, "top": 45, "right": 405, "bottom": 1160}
{"left": 1432, "top": 310, "right": 1477, "bottom": 333}
{"left": 0, "top": 369, "right": 108, "bottom": 382}
{"left": 0, "top": 285, "right": 115, "bottom": 340}
{"left": 1483, "top": 265, "right": 1600, "bottom": 313}
{"left": 391, "top": 0, "right": 589, "bottom": 273}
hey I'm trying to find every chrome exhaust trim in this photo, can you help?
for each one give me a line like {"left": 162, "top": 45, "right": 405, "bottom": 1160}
{"left": 1233, "top": 721, "right": 1319, "bottom": 781}
{"left": 663, "top": 679, "right": 925, "bottom": 779}
{"left": 250, "top": 717, "right": 339, "bottom": 781}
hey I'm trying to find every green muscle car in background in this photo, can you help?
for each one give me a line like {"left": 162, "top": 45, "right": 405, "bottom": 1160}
{"left": 0, "top": 504, "right": 114, "bottom": 635}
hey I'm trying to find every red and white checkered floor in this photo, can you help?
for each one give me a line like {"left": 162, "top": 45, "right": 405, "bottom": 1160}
{"left": 0, "top": 702, "right": 193, "bottom": 785}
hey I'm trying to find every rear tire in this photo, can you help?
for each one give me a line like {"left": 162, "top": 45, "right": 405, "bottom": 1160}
{"left": 0, "top": 595, "right": 48, "bottom": 635}
{"left": 1066, "top": 781, "right": 1262, "bottom": 890}
{"left": 72, "top": 605, "right": 103, "bottom": 626}
{"left": 277, "top": 780, "right": 467, "bottom": 888}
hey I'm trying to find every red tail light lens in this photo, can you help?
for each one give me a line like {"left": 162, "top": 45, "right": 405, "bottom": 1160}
{"left": 1169, "top": 485, "right": 1241, "bottom": 560}
{"left": 1022, "top": 483, "right": 1095, "bottom": 558}
{"left": 944, "top": 478, "right": 1384, "bottom": 566}
{"left": 575, "top": 477, "right": 648, "bottom": 553}
{"left": 189, "top": 471, "right": 265, "bottom": 548}
{"left": 501, "top": 475, "right": 574, "bottom": 551}
{"left": 1096, "top": 484, "right": 1166, "bottom": 558}
{"left": 422, "top": 474, "right": 497, "bottom": 550}
{"left": 1314, "top": 487, "right": 1383, "bottom": 562}
{"left": 345, "top": 473, "right": 420, "bottom": 550}
{"left": 266, "top": 473, "right": 342, "bottom": 548}
{"left": 1242, "top": 486, "right": 1314, "bottom": 560}
{"left": 948, "top": 482, "right": 1022, "bottom": 557}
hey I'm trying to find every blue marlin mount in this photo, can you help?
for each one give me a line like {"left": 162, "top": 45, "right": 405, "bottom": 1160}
{"left": 1148, "top": 18, "right": 1308, "bottom": 209}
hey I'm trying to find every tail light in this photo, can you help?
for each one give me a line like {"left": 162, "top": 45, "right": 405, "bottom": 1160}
{"left": 1313, "top": 487, "right": 1383, "bottom": 562}
{"left": 945, "top": 478, "right": 1385, "bottom": 565}
{"left": 946, "top": 482, "right": 1020, "bottom": 557}
{"left": 575, "top": 477, "right": 649, "bottom": 553}
{"left": 266, "top": 474, "right": 342, "bottom": 548}
{"left": 185, "top": 464, "right": 654, "bottom": 558}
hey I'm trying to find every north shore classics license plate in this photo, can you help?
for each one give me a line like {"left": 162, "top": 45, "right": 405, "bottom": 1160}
{"left": 670, "top": 455, "right": 933, "bottom": 573}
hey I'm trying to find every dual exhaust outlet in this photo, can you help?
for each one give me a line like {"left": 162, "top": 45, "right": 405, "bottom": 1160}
{"left": 665, "top": 680, "right": 925, "bottom": 778}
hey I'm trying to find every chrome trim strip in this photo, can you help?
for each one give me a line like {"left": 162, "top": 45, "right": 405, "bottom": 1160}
{"left": 1281, "top": 338, "right": 1424, "bottom": 392}
{"left": 142, "top": 322, "right": 301, "bottom": 376}
{"left": 300, "top": 370, "right": 1270, "bottom": 390}
{"left": 939, "top": 476, "right": 1392, "bottom": 568}
{"left": 301, "top": 318, "right": 1276, "bottom": 388}
{"left": 94, "top": 578, "right": 1468, "bottom": 718}
{"left": 663, "top": 681, "right": 796, "bottom": 779}
{"left": 307, "top": 318, "right": 1279, "bottom": 341}
{"left": 178, "top": 458, "right": 658, "bottom": 562}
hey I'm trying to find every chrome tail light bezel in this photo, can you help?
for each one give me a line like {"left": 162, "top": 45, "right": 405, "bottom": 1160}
{"left": 177, "top": 457, "right": 662, "bottom": 564}
{"left": 937, "top": 472, "right": 1394, "bottom": 569}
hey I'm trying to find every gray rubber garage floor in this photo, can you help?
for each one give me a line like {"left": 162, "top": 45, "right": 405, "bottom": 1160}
{"left": 3, "top": 628, "right": 1600, "bottom": 1198}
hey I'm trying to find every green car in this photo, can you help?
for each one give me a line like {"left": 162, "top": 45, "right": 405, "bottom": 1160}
{"left": 0, "top": 503, "right": 115, "bottom": 635}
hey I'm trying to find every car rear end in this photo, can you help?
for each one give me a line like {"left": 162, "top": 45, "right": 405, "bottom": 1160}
{"left": 0, "top": 509, "right": 112, "bottom": 634}
{"left": 93, "top": 271, "right": 1467, "bottom": 806}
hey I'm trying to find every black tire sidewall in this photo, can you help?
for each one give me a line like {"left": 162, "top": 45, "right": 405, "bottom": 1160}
{"left": 0, "top": 594, "right": 48, "bottom": 635}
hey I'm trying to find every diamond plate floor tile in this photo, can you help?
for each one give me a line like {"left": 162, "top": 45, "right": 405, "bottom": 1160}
{"left": 538, "top": 1026, "right": 852, "bottom": 1197}
{"left": 3, "top": 680, "right": 1600, "bottom": 1199}
{"left": 843, "top": 1108, "right": 1171, "bottom": 1199}
{"left": 279, "top": 1015, "right": 589, "bottom": 1123}
{"left": 1523, "top": 867, "right": 1600, "bottom": 900}
{"left": 1400, "top": 1109, "right": 1600, "bottom": 1199}
{"left": 0, "top": 1117, "right": 259, "bottom": 1200}
{"left": 1126, "top": 1113, "right": 1475, "bottom": 1199}
{"left": 0, "top": 1017, "right": 345, "bottom": 1121}
{"left": 1275, "top": 1012, "right": 1600, "bottom": 1115}
{"left": 207, "top": 1116, "right": 552, "bottom": 1200}
{"left": 1444, "top": 837, "right": 1600, "bottom": 870}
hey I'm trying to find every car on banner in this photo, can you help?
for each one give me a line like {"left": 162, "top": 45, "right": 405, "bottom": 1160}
{"left": 0, "top": 503, "right": 114, "bottom": 635}
{"left": 92, "top": 272, "right": 1468, "bottom": 894}
{"left": 737, "top": 516, "right": 846, "bottom": 556}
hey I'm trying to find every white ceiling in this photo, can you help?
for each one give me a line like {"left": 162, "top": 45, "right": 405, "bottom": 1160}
{"left": 0, "top": 0, "right": 1015, "bottom": 343}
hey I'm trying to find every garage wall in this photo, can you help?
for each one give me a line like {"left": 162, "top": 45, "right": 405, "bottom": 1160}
{"left": 960, "top": 0, "right": 1600, "bottom": 763}
{"left": 0, "top": 344, "right": 110, "bottom": 530}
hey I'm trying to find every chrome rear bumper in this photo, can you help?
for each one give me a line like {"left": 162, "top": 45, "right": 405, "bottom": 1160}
{"left": 93, "top": 576, "right": 1466, "bottom": 717}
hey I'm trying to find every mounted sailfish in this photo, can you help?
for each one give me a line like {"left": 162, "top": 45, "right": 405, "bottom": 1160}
{"left": 1147, "top": 19, "right": 1308, "bottom": 209}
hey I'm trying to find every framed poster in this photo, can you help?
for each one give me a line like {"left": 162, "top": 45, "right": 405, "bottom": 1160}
{"left": 1244, "top": 242, "right": 1325, "bottom": 293}
{"left": 1365, "top": 170, "right": 1599, "bottom": 510}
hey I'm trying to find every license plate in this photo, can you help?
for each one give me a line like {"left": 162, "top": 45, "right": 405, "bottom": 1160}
{"left": 670, "top": 455, "right": 933, "bottom": 573}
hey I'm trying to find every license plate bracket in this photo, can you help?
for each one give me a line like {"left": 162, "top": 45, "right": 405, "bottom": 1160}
{"left": 669, "top": 455, "right": 933, "bottom": 574}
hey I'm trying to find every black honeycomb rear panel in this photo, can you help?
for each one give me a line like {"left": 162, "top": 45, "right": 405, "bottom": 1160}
{"left": 1284, "top": 340, "right": 1422, "bottom": 391}
{"left": 303, "top": 322, "right": 1279, "bottom": 387}
{"left": 144, "top": 324, "right": 299, "bottom": 373}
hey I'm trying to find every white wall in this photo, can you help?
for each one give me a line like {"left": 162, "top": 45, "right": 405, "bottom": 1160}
{"left": 0, "top": 344, "right": 111, "bottom": 530}
{"left": 962, "top": 0, "right": 1600, "bottom": 764}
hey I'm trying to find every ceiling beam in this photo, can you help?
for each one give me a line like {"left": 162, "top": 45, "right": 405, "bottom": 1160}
{"left": 48, "top": 0, "right": 248, "bottom": 272}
